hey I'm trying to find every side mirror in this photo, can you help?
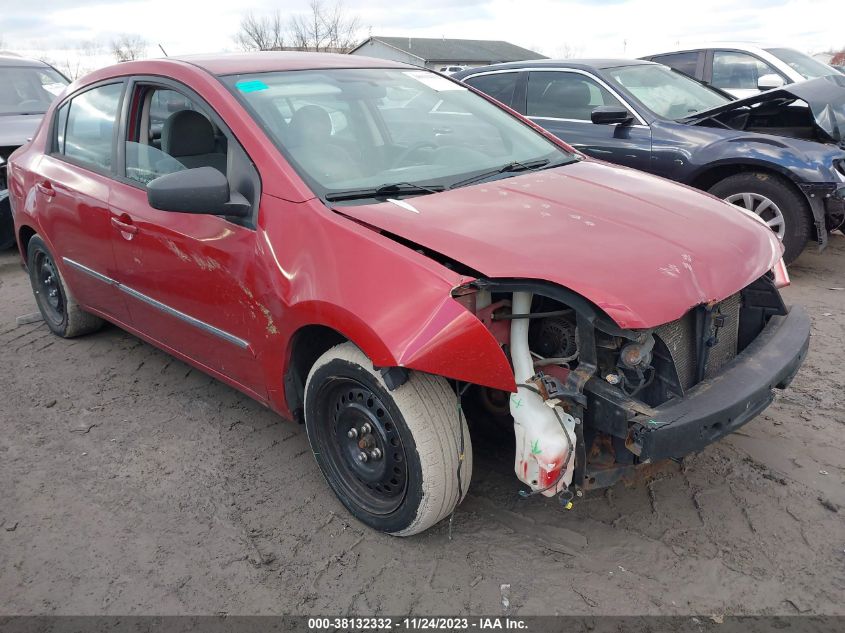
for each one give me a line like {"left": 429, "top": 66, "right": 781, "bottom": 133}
{"left": 757, "top": 74, "right": 785, "bottom": 91}
{"left": 147, "top": 167, "right": 250, "bottom": 217}
{"left": 591, "top": 105, "right": 634, "bottom": 125}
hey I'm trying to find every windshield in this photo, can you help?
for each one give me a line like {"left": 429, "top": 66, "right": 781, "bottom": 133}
{"left": 606, "top": 64, "right": 732, "bottom": 119}
{"left": 765, "top": 48, "right": 839, "bottom": 80}
{"left": 0, "top": 66, "right": 68, "bottom": 116}
{"left": 224, "top": 68, "right": 574, "bottom": 202}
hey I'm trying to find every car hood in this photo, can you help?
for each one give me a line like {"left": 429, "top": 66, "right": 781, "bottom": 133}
{"left": 333, "top": 160, "right": 782, "bottom": 329}
{"left": 0, "top": 114, "right": 43, "bottom": 147}
{"left": 683, "top": 74, "right": 845, "bottom": 144}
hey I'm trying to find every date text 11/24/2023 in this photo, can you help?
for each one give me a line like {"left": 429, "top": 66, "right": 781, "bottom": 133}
{"left": 307, "top": 616, "right": 528, "bottom": 630}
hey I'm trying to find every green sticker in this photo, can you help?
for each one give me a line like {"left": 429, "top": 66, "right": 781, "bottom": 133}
{"left": 531, "top": 439, "right": 542, "bottom": 455}
{"left": 236, "top": 80, "right": 268, "bottom": 93}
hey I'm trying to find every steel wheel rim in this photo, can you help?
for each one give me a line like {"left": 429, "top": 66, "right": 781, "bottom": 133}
{"left": 35, "top": 252, "right": 65, "bottom": 324}
{"left": 725, "top": 192, "right": 786, "bottom": 240}
{"left": 315, "top": 377, "right": 408, "bottom": 515}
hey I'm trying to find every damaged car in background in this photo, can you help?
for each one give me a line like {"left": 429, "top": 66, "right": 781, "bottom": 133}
{"left": 7, "top": 53, "right": 810, "bottom": 536}
{"left": 455, "top": 61, "right": 845, "bottom": 263}
{"left": 0, "top": 53, "right": 69, "bottom": 250}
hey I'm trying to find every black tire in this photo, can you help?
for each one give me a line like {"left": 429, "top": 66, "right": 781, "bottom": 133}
{"left": 0, "top": 197, "right": 15, "bottom": 250}
{"left": 709, "top": 172, "right": 811, "bottom": 264}
{"left": 304, "top": 342, "right": 472, "bottom": 536}
{"left": 27, "top": 235, "right": 104, "bottom": 338}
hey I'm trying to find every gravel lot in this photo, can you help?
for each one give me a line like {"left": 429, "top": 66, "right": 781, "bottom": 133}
{"left": 1, "top": 236, "right": 844, "bottom": 617}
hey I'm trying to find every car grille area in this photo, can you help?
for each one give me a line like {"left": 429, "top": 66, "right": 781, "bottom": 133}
{"left": 654, "top": 293, "right": 741, "bottom": 392}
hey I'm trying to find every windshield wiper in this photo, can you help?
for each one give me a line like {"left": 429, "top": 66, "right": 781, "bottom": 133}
{"left": 449, "top": 158, "right": 556, "bottom": 189}
{"left": 325, "top": 182, "right": 444, "bottom": 202}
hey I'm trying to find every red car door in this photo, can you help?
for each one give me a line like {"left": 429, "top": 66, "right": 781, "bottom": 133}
{"left": 107, "top": 82, "right": 268, "bottom": 400}
{"left": 35, "top": 81, "right": 131, "bottom": 324}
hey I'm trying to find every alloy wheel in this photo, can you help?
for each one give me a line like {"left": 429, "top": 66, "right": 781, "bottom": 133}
{"left": 725, "top": 192, "right": 786, "bottom": 240}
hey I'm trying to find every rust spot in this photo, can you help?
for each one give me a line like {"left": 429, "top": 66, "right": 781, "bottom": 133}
{"left": 238, "top": 282, "right": 254, "bottom": 300}
{"left": 258, "top": 303, "right": 278, "bottom": 335}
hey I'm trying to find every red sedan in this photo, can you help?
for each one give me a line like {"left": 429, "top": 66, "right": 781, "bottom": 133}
{"left": 7, "top": 53, "right": 809, "bottom": 536}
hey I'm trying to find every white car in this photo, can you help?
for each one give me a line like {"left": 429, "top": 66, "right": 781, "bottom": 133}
{"left": 642, "top": 43, "right": 841, "bottom": 99}
{"left": 438, "top": 65, "right": 468, "bottom": 76}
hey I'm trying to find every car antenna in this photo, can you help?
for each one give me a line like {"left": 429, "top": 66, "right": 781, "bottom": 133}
{"left": 158, "top": 44, "right": 168, "bottom": 57}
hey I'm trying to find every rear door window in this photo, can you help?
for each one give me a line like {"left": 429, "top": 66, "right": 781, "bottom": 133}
{"left": 526, "top": 71, "right": 625, "bottom": 121}
{"left": 464, "top": 72, "right": 519, "bottom": 107}
{"left": 650, "top": 52, "right": 701, "bottom": 78}
{"left": 56, "top": 82, "right": 123, "bottom": 171}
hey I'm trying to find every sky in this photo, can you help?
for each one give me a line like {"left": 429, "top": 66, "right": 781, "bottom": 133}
{"left": 1, "top": 0, "right": 843, "bottom": 73}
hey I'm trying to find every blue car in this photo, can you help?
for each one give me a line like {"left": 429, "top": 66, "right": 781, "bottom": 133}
{"left": 454, "top": 60, "right": 845, "bottom": 263}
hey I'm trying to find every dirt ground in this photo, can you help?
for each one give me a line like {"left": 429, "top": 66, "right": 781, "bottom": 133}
{"left": 1, "top": 235, "right": 844, "bottom": 617}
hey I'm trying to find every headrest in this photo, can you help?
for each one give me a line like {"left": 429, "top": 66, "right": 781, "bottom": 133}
{"left": 161, "top": 110, "right": 215, "bottom": 157}
{"left": 544, "top": 80, "right": 592, "bottom": 107}
{"left": 287, "top": 105, "right": 332, "bottom": 146}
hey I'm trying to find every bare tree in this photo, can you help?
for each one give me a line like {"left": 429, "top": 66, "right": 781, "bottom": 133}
{"left": 288, "top": 1, "right": 359, "bottom": 52}
{"left": 321, "top": 1, "right": 360, "bottom": 51}
{"left": 234, "top": 11, "right": 285, "bottom": 51}
{"left": 38, "top": 40, "right": 103, "bottom": 80}
{"left": 46, "top": 55, "right": 83, "bottom": 80}
{"left": 555, "top": 43, "right": 583, "bottom": 59}
{"left": 111, "top": 34, "right": 147, "bottom": 62}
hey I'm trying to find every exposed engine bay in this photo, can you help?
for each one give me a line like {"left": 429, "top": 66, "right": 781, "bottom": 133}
{"left": 455, "top": 272, "right": 795, "bottom": 504}
{"left": 683, "top": 73, "right": 845, "bottom": 147}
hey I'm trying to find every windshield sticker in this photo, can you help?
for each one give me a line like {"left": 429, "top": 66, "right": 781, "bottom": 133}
{"left": 236, "top": 80, "right": 269, "bottom": 93}
{"left": 403, "top": 71, "right": 466, "bottom": 92}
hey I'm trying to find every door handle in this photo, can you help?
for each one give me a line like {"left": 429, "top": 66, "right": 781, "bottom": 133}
{"left": 110, "top": 216, "right": 138, "bottom": 235}
{"left": 36, "top": 181, "right": 55, "bottom": 198}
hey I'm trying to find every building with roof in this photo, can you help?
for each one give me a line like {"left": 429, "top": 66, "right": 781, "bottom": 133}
{"left": 348, "top": 36, "right": 545, "bottom": 70}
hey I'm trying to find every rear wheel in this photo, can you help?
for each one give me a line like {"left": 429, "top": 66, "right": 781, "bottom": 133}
{"left": 709, "top": 172, "right": 811, "bottom": 264}
{"left": 27, "top": 235, "right": 104, "bottom": 338}
{"left": 304, "top": 342, "right": 472, "bottom": 536}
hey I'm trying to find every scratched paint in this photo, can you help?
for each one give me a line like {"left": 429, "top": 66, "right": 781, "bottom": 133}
{"left": 164, "top": 239, "right": 190, "bottom": 262}
{"left": 191, "top": 254, "right": 222, "bottom": 271}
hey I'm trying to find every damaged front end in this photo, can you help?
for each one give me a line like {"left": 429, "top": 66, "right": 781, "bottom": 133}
{"left": 453, "top": 271, "right": 809, "bottom": 501}
{"left": 682, "top": 74, "right": 845, "bottom": 146}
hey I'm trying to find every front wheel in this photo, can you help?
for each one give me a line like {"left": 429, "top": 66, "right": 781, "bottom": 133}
{"left": 709, "top": 172, "right": 811, "bottom": 264}
{"left": 304, "top": 342, "right": 472, "bottom": 536}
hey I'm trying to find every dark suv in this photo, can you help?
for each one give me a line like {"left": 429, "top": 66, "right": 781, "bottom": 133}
{"left": 454, "top": 60, "right": 845, "bottom": 263}
{"left": 1, "top": 54, "right": 69, "bottom": 249}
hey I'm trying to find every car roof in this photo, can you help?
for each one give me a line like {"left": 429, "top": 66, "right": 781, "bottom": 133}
{"left": 172, "top": 52, "right": 409, "bottom": 75}
{"left": 644, "top": 43, "right": 793, "bottom": 56}
{"left": 455, "top": 58, "right": 654, "bottom": 76}
{"left": 0, "top": 53, "right": 52, "bottom": 68}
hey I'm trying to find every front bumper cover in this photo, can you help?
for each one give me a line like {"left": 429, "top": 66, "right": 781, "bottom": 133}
{"left": 627, "top": 305, "right": 810, "bottom": 462}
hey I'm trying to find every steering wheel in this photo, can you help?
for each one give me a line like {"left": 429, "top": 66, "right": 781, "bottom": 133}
{"left": 391, "top": 142, "right": 439, "bottom": 168}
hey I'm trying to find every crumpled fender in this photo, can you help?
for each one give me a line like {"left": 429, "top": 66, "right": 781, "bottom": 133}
{"left": 287, "top": 295, "right": 516, "bottom": 393}
{"left": 260, "top": 197, "right": 516, "bottom": 416}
